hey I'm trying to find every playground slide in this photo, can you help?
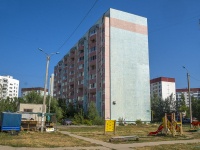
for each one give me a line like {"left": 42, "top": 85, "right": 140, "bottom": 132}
{"left": 148, "top": 124, "right": 163, "bottom": 136}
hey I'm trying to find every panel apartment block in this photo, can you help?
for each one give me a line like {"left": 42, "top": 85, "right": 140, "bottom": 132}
{"left": 176, "top": 88, "right": 200, "bottom": 106}
{"left": 54, "top": 8, "right": 151, "bottom": 122}
{"left": 0, "top": 75, "right": 19, "bottom": 99}
{"left": 150, "top": 77, "right": 176, "bottom": 100}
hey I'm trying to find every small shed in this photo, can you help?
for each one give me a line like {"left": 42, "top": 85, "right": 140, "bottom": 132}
{"left": 0, "top": 112, "right": 22, "bottom": 132}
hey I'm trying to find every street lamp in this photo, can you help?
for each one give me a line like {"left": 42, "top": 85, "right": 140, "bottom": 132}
{"left": 38, "top": 48, "right": 59, "bottom": 132}
{"left": 182, "top": 66, "right": 192, "bottom": 128}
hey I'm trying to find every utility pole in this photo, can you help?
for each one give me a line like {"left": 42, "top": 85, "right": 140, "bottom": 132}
{"left": 183, "top": 66, "right": 192, "bottom": 128}
{"left": 38, "top": 48, "right": 59, "bottom": 132}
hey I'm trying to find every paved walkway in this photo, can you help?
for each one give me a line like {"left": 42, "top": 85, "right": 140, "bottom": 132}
{"left": 1, "top": 131, "right": 200, "bottom": 150}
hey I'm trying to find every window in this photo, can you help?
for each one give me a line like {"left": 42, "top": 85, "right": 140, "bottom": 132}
{"left": 24, "top": 109, "right": 33, "bottom": 112}
{"left": 79, "top": 64, "right": 84, "bottom": 69}
{"left": 90, "top": 83, "right": 96, "bottom": 89}
{"left": 90, "top": 74, "right": 96, "bottom": 79}
{"left": 70, "top": 64, "right": 74, "bottom": 68}
{"left": 90, "top": 30, "right": 96, "bottom": 36}
{"left": 91, "top": 65, "right": 96, "bottom": 70}
{"left": 79, "top": 56, "right": 84, "bottom": 62}
{"left": 78, "top": 72, "right": 84, "bottom": 77}
{"left": 79, "top": 50, "right": 84, "bottom": 54}
{"left": 90, "top": 55, "right": 96, "bottom": 62}
{"left": 69, "top": 71, "right": 74, "bottom": 75}
{"left": 89, "top": 46, "right": 96, "bottom": 53}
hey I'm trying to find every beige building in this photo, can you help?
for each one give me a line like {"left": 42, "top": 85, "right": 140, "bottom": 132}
{"left": 18, "top": 103, "right": 46, "bottom": 121}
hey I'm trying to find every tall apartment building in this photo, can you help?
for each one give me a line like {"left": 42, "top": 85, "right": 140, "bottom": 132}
{"left": 150, "top": 77, "right": 176, "bottom": 100}
{"left": 54, "top": 8, "right": 150, "bottom": 122}
{"left": 0, "top": 75, "right": 19, "bottom": 99}
{"left": 21, "top": 87, "right": 48, "bottom": 97}
{"left": 176, "top": 88, "right": 200, "bottom": 106}
{"left": 49, "top": 74, "right": 54, "bottom": 97}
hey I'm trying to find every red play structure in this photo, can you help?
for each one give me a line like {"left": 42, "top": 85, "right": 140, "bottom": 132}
{"left": 148, "top": 113, "right": 183, "bottom": 137}
{"left": 148, "top": 124, "right": 164, "bottom": 135}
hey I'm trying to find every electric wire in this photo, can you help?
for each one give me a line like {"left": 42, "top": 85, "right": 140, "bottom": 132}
{"left": 57, "top": 0, "right": 98, "bottom": 52}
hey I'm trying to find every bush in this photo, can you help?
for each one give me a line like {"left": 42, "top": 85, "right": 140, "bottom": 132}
{"left": 135, "top": 119, "right": 142, "bottom": 125}
{"left": 83, "top": 119, "right": 92, "bottom": 126}
{"left": 118, "top": 117, "right": 125, "bottom": 126}
{"left": 73, "top": 109, "right": 84, "bottom": 125}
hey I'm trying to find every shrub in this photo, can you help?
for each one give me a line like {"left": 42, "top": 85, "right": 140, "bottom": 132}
{"left": 118, "top": 117, "right": 124, "bottom": 126}
{"left": 135, "top": 119, "right": 142, "bottom": 125}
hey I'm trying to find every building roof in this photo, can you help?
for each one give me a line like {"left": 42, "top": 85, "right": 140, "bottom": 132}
{"left": 176, "top": 88, "right": 200, "bottom": 92}
{"left": 150, "top": 77, "right": 175, "bottom": 84}
{"left": 21, "top": 87, "right": 48, "bottom": 92}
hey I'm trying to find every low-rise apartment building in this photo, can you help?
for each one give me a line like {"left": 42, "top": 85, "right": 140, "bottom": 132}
{"left": 176, "top": 88, "right": 200, "bottom": 106}
{"left": 21, "top": 87, "right": 48, "bottom": 97}
{"left": 0, "top": 75, "right": 19, "bottom": 99}
{"left": 150, "top": 77, "right": 176, "bottom": 100}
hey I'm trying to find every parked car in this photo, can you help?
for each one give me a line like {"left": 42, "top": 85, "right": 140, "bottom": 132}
{"left": 182, "top": 118, "right": 190, "bottom": 124}
{"left": 62, "top": 118, "right": 72, "bottom": 125}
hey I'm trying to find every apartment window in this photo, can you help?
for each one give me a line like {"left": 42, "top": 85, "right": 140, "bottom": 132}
{"left": 69, "top": 78, "right": 74, "bottom": 82}
{"left": 90, "top": 83, "right": 96, "bottom": 89}
{"left": 78, "top": 64, "right": 84, "bottom": 69}
{"left": 90, "top": 55, "right": 96, "bottom": 62}
{"left": 90, "top": 74, "right": 96, "bottom": 80}
{"left": 79, "top": 56, "right": 84, "bottom": 62}
{"left": 90, "top": 30, "right": 96, "bottom": 36}
{"left": 89, "top": 46, "right": 96, "bottom": 53}
{"left": 69, "top": 71, "right": 74, "bottom": 75}
{"left": 78, "top": 80, "right": 83, "bottom": 85}
{"left": 91, "top": 65, "right": 96, "bottom": 70}
{"left": 70, "top": 64, "right": 74, "bottom": 68}
{"left": 79, "top": 50, "right": 84, "bottom": 54}
{"left": 78, "top": 72, "right": 84, "bottom": 77}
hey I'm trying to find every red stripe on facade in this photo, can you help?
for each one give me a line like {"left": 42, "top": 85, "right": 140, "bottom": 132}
{"left": 110, "top": 18, "right": 147, "bottom": 35}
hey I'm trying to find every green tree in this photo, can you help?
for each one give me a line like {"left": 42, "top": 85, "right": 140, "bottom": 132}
{"left": 65, "top": 102, "right": 77, "bottom": 118}
{"left": 46, "top": 96, "right": 63, "bottom": 121}
{"left": 23, "top": 91, "right": 43, "bottom": 104}
{"left": 87, "top": 102, "right": 103, "bottom": 125}
{"left": 0, "top": 97, "right": 19, "bottom": 112}
{"left": 191, "top": 96, "right": 200, "bottom": 120}
{"left": 151, "top": 94, "right": 165, "bottom": 122}
{"left": 163, "top": 94, "right": 176, "bottom": 113}
{"left": 178, "top": 93, "right": 188, "bottom": 114}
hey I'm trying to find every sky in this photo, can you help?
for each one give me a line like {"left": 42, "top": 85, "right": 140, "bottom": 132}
{"left": 0, "top": 0, "right": 200, "bottom": 95}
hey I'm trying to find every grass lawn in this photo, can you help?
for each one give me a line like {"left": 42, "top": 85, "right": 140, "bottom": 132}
{"left": 0, "top": 123, "right": 200, "bottom": 148}
{"left": 59, "top": 123, "right": 200, "bottom": 143}
{"left": 0, "top": 131, "right": 98, "bottom": 148}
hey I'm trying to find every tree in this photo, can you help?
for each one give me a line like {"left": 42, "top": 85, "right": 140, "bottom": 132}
{"left": 178, "top": 94, "right": 188, "bottom": 113}
{"left": 163, "top": 94, "right": 176, "bottom": 113}
{"left": 23, "top": 91, "right": 43, "bottom": 104}
{"left": 191, "top": 97, "right": 200, "bottom": 120}
{"left": 46, "top": 96, "right": 63, "bottom": 121}
{"left": 151, "top": 94, "right": 165, "bottom": 122}
{"left": 0, "top": 97, "right": 19, "bottom": 112}
{"left": 87, "top": 102, "right": 103, "bottom": 125}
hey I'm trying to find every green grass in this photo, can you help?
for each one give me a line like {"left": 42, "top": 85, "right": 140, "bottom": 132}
{"left": 0, "top": 131, "right": 97, "bottom": 148}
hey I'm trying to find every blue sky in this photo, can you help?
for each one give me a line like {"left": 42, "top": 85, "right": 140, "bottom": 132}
{"left": 0, "top": 0, "right": 200, "bottom": 94}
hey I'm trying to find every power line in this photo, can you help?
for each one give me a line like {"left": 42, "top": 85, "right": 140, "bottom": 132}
{"left": 190, "top": 75, "right": 200, "bottom": 82}
{"left": 57, "top": 0, "right": 98, "bottom": 52}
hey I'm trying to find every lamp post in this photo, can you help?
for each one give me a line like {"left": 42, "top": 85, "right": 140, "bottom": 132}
{"left": 183, "top": 66, "right": 192, "bottom": 128}
{"left": 38, "top": 48, "right": 59, "bottom": 132}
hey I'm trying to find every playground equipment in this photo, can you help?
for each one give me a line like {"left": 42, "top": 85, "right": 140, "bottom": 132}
{"left": 148, "top": 113, "right": 183, "bottom": 137}
{"left": 191, "top": 121, "right": 200, "bottom": 129}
